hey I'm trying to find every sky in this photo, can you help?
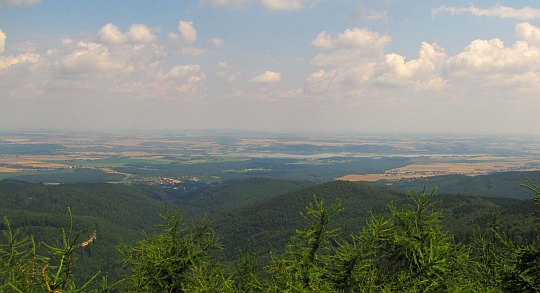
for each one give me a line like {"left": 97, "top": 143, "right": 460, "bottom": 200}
{"left": 2, "top": 0, "right": 540, "bottom": 135}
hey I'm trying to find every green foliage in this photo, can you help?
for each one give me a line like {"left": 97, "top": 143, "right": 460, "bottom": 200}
{"left": 177, "top": 178, "right": 314, "bottom": 215}
{"left": 391, "top": 170, "right": 540, "bottom": 199}
{"left": 0, "top": 217, "right": 44, "bottom": 292}
{"left": 0, "top": 180, "right": 164, "bottom": 283}
{"left": 231, "top": 248, "right": 265, "bottom": 292}
{"left": 118, "top": 209, "right": 234, "bottom": 292}
{"left": 522, "top": 177, "right": 540, "bottom": 207}
{"left": 501, "top": 239, "right": 540, "bottom": 292}
{"left": 0, "top": 209, "right": 106, "bottom": 292}
{"left": 498, "top": 178, "right": 540, "bottom": 292}
{"left": 268, "top": 196, "right": 341, "bottom": 292}
{"left": 1, "top": 177, "right": 540, "bottom": 292}
{"left": 213, "top": 181, "right": 403, "bottom": 262}
{"left": 264, "top": 187, "right": 515, "bottom": 292}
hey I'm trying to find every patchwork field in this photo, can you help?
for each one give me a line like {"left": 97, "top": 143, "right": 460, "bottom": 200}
{"left": 339, "top": 155, "right": 540, "bottom": 182}
{"left": 1, "top": 131, "right": 540, "bottom": 184}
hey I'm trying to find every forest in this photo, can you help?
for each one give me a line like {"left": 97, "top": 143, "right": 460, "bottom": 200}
{"left": 0, "top": 171, "right": 539, "bottom": 292}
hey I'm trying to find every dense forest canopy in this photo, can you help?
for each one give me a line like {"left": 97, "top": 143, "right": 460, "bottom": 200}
{"left": 0, "top": 172, "right": 539, "bottom": 292}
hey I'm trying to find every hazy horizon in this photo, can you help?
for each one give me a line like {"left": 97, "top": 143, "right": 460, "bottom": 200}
{"left": 2, "top": 1, "right": 540, "bottom": 135}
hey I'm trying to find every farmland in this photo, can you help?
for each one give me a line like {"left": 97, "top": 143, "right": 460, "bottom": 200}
{"left": 1, "top": 131, "right": 540, "bottom": 184}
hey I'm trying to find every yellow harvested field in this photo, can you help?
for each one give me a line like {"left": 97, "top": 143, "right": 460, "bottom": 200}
{"left": 120, "top": 152, "right": 152, "bottom": 157}
{"left": 238, "top": 139, "right": 274, "bottom": 146}
{"left": 1, "top": 138, "right": 31, "bottom": 143}
{"left": 339, "top": 156, "right": 540, "bottom": 182}
{"left": 0, "top": 167, "right": 19, "bottom": 173}
{"left": 101, "top": 168, "right": 131, "bottom": 176}
{"left": 338, "top": 173, "right": 431, "bottom": 182}
{"left": 0, "top": 158, "right": 67, "bottom": 169}
{"left": 280, "top": 140, "right": 346, "bottom": 147}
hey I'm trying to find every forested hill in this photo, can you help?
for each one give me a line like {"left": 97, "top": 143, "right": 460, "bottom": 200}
{"left": 174, "top": 178, "right": 315, "bottom": 214}
{"left": 213, "top": 180, "right": 404, "bottom": 261}
{"left": 388, "top": 170, "right": 540, "bottom": 199}
{"left": 0, "top": 179, "right": 165, "bottom": 282}
{"left": 212, "top": 180, "right": 539, "bottom": 262}
{"left": 0, "top": 176, "right": 539, "bottom": 291}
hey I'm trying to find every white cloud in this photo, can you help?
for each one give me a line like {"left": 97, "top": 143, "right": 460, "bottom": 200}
{"left": 2, "top": 0, "right": 40, "bottom": 6}
{"left": 310, "top": 28, "right": 390, "bottom": 69}
{"left": 208, "top": 0, "right": 310, "bottom": 11}
{"left": 261, "top": 0, "right": 301, "bottom": 10}
{"left": 250, "top": 70, "right": 282, "bottom": 83}
{"left": 98, "top": 23, "right": 156, "bottom": 44}
{"left": 306, "top": 41, "right": 447, "bottom": 95}
{"left": 448, "top": 38, "right": 540, "bottom": 75}
{"left": 312, "top": 28, "right": 390, "bottom": 50}
{"left": 179, "top": 21, "right": 197, "bottom": 44}
{"left": 98, "top": 24, "right": 127, "bottom": 45}
{"left": 415, "top": 77, "right": 447, "bottom": 90}
{"left": 0, "top": 53, "right": 39, "bottom": 70}
{"left": 305, "top": 69, "right": 343, "bottom": 93}
{"left": 516, "top": 22, "right": 540, "bottom": 46}
{"left": 0, "top": 29, "right": 5, "bottom": 54}
{"left": 127, "top": 24, "right": 156, "bottom": 43}
{"left": 375, "top": 42, "right": 446, "bottom": 85}
{"left": 208, "top": 38, "right": 224, "bottom": 47}
{"left": 181, "top": 46, "right": 206, "bottom": 56}
{"left": 61, "top": 41, "right": 125, "bottom": 74}
{"left": 177, "top": 74, "right": 207, "bottom": 93}
{"left": 306, "top": 22, "right": 540, "bottom": 100}
{"left": 167, "top": 64, "right": 201, "bottom": 78}
{"left": 433, "top": 4, "right": 540, "bottom": 20}
{"left": 211, "top": 0, "right": 251, "bottom": 6}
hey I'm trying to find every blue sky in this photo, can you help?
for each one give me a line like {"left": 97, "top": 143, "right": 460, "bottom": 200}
{"left": 2, "top": 0, "right": 540, "bottom": 134}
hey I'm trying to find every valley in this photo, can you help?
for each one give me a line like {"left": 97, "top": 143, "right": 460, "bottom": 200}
{"left": 2, "top": 131, "right": 540, "bottom": 185}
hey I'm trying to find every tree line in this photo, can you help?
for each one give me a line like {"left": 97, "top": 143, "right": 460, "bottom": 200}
{"left": 1, "top": 182, "right": 540, "bottom": 292}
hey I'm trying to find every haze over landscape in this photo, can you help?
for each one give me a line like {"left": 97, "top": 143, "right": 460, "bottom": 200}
{"left": 3, "top": 1, "right": 540, "bottom": 292}
{"left": 2, "top": 0, "right": 540, "bottom": 134}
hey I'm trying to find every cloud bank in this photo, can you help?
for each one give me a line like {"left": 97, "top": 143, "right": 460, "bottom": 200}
{"left": 250, "top": 70, "right": 282, "bottom": 83}
{"left": 434, "top": 4, "right": 540, "bottom": 20}
{"left": 2, "top": 0, "right": 40, "bottom": 7}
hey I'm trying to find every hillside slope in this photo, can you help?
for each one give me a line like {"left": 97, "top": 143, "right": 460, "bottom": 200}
{"left": 387, "top": 170, "right": 540, "bottom": 199}
{"left": 0, "top": 180, "right": 165, "bottom": 282}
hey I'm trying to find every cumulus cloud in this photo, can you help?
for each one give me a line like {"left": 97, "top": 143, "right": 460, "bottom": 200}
{"left": 306, "top": 41, "right": 447, "bottom": 95}
{"left": 0, "top": 53, "right": 39, "bottom": 70}
{"left": 167, "top": 64, "right": 201, "bottom": 78}
{"left": 98, "top": 23, "right": 156, "bottom": 44}
{"left": 306, "top": 22, "right": 540, "bottom": 99}
{"left": 261, "top": 0, "right": 301, "bottom": 10}
{"left": 177, "top": 74, "right": 207, "bottom": 93}
{"left": 310, "top": 28, "right": 390, "bottom": 69}
{"left": 208, "top": 38, "right": 224, "bottom": 47}
{"left": 448, "top": 38, "right": 540, "bottom": 77}
{"left": 208, "top": 0, "right": 309, "bottom": 11}
{"left": 433, "top": 4, "right": 540, "bottom": 20}
{"left": 211, "top": 0, "right": 250, "bottom": 6}
{"left": 516, "top": 22, "right": 540, "bottom": 46}
{"left": 0, "top": 20, "right": 213, "bottom": 110}
{"left": 61, "top": 41, "right": 125, "bottom": 74}
{"left": 250, "top": 70, "right": 282, "bottom": 83}
{"left": 0, "top": 28, "right": 41, "bottom": 71}
{"left": 415, "top": 76, "right": 447, "bottom": 90}
{"left": 2, "top": 0, "right": 40, "bottom": 6}
{"left": 179, "top": 21, "right": 197, "bottom": 44}
{"left": 127, "top": 24, "right": 156, "bottom": 43}
{"left": 0, "top": 29, "right": 5, "bottom": 54}
{"left": 98, "top": 24, "right": 127, "bottom": 44}
{"left": 312, "top": 28, "right": 390, "bottom": 50}
{"left": 375, "top": 42, "right": 446, "bottom": 85}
